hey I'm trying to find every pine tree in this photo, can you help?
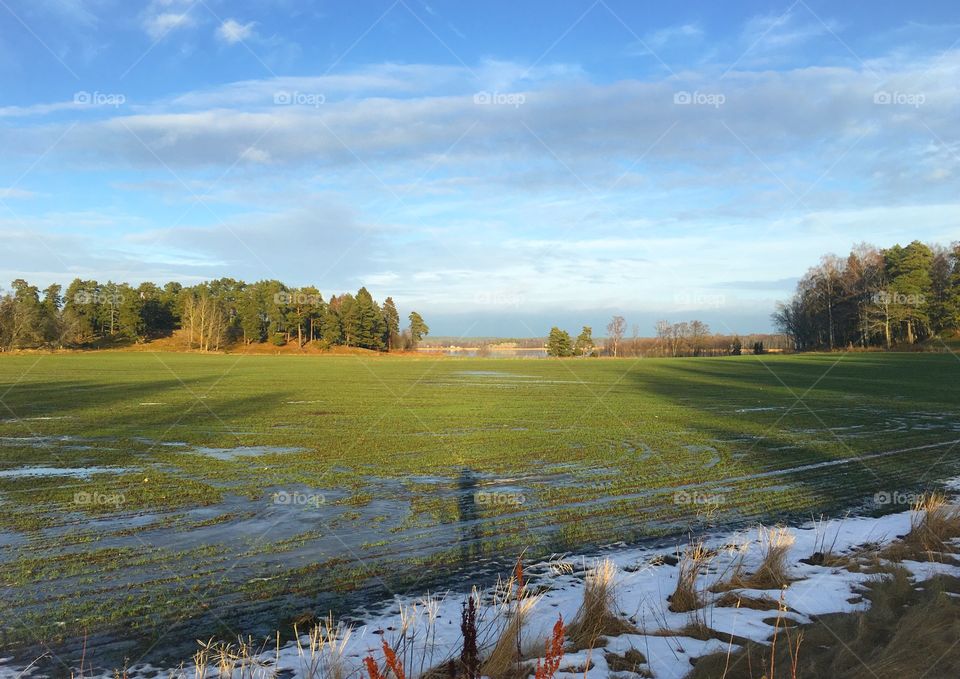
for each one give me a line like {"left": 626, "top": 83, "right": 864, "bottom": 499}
{"left": 62, "top": 279, "right": 98, "bottom": 344}
{"left": 382, "top": 297, "right": 401, "bottom": 351}
{"left": 340, "top": 294, "right": 359, "bottom": 346}
{"left": 117, "top": 284, "right": 145, "bottom": 340}
{"left": 322, "top": 303, "right": 343, "bottom": 345}
{"left": 574, "top": 326, "right": 594, "bottom": 356}
{"left": 408, "top": 311, "right": 429, "bottom": 347}
{"left": 10, "top": 280, "right": 43, "bottom": 348}
{"left": 885, "top": 241, "right": 934, "bottom": 344}
{"left": 546, "top": 327, "right": 573, "bottom": 357}
{"left": 237, "top": 284, "right": 266, "bottom": 344}
{"left": 354, "top": 287, "right": 385, "bottom": 350}
{"left": 40, "top": 284, "right": 62, "bottom": 346}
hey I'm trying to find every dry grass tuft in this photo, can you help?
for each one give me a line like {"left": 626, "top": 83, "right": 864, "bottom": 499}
{"left": 715, "top": 526, "right": 795, "bottom": 592}
{"left": 883, "top": 493, "right": 960, "bottom": 563}
{"left": 480, "top": 595, "right": 539, "bottom": 679}
{"left": 669, "top": 541, "right": 710, "bottom": 612}
{"left": 294, "top": 614, "right": 352, "bottom": 679}
{"left": 567, "top": 558, "right": 638, "bottom": 650}
{"left": 689, "top": 568, "right": 960, "bottom": 678}
{"left": 751, "top": 526, "right": 796, "bottom": 589}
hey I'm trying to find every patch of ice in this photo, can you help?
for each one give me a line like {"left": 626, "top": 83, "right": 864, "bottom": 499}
{"left": 0, "top": 466, "right": 130, "bottom": 479}
{"left": 187, "top": 445, "right": 307, "bottom": 461}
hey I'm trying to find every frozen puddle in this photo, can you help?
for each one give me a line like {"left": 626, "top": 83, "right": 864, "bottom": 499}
{"left": 0, "top": 435, "right": 81, "bottom": 447}
{"left": 187, "top": 445, "right": 307, "bottom": 461}
{"left": 0, "top": 466, "right": 131, "bottom": 479}
{"left": 92, "top": 483, "right": 960, "bottom": 679}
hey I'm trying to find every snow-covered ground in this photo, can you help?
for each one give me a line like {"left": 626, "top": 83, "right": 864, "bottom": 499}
{"left": 4, "top": 495, "right": 960, "bottom": 679}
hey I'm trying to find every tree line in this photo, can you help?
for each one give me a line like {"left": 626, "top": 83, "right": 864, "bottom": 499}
{"left": 773, "top": 241, "right": 960, "bottom": 351}
{"left": 547, "top": 315, "right": 788, "bottom": 357}
{"left": 0, "top": 278, "right": 429, "bottom": 352}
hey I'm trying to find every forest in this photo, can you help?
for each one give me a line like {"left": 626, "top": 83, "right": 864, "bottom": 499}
{"left": 773, "top": 241, "right": 960, "bottom": 351}
{"left": 0, "top": 278, "right": 429, "bottom": 352}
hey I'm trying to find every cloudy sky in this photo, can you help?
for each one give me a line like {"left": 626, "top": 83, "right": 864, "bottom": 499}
{"left": 1, "top": 0, "right": 958, "bottom": 336}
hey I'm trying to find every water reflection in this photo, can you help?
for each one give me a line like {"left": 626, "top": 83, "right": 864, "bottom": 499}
{"left": 418, "top": 348, "right": 548, "bottom": 358}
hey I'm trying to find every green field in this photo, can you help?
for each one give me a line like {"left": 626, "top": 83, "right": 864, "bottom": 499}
{"left": 1, "top": 351, "right": 958, "bottom": 667}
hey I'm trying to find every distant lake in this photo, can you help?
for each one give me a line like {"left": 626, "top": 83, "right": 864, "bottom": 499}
{"left": 417, "top": 347, "right": 549, "bottom": 358}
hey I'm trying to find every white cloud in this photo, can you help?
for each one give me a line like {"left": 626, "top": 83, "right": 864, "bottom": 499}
{"left": 740, "top": 9, "right": 840, "bottom": 53}
{"left": 631, "top": 22, "right": 703, "bottom": 55}
{"left": 4, "top": 47, "right": 960, "bottom": 328}
{"left": 143, "top": 11, "right": 194, "bottom": 40}
{"left": 35, "top": 50, "right": 955, "bottom": 182}
{"left": 0, "top": 188, "right": 36, "bottom": 199}
{"left": 216, "top": 19, "right": 257, "bottom": 45}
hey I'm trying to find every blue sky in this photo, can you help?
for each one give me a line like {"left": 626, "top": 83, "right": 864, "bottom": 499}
{"left": 1, "top": 0, "right": 959, "bottom": 336}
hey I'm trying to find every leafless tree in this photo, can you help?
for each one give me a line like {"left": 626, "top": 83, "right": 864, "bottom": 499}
{"left": 606, "top": 315, "right": 625, "bottom": 357}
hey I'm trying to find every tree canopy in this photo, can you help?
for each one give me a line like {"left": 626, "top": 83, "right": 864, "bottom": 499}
{"left": 0, "top": 277, "right": 428, "bottom": 353}
{"left": 773, "top": 241, "right": 959, "bottom": 350}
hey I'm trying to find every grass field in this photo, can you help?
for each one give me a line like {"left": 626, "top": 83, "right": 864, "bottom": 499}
{"left": 1, "top": 351, "right": 959, "bottom": 669}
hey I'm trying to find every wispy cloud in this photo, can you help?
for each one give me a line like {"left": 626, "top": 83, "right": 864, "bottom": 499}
{"left": 216, "top": 18, "right": 257, "bottom": 45}
{"left": 629, "top": 22, "right": 703, "bottom": 55}
{"left": 740, "top": 9, "right": 839, "bottom": 53}
{"left": 142, "top": 0, "right": 196, "bottom": 40}
{"left": 0, "top": 188, "right": 37, "bottom": 199}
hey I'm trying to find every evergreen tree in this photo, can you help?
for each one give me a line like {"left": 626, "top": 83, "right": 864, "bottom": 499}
{"left": 321, "top": 303, "right": 342, "bottom": 345}
{"left": 354, "top": 287, "right": 385, "bottom": 350}
{"left": 10, "top": 280, "right": 42, "bottom": 348}
{"left": 40, "top": 284, "right": 62, "bottom": 345}
{"left": 117, "top": 283, "right": 145, "bottom": 340}
{"left": 237, "top": 284, "right": 266, "bottom": 344}
{"left": 382, "top": 297, "right": 401, "bottom": 351}
{"left": 339, "top": 294, "right": 359, "bottom": 345}
{"left": 96, "top": 281, "right": 123, "bottom": 335}
{"left": 546, "top": 327, "right": 573, "bottom": 357}
{"left": 885, "top": 241, "right": 933, "bottom": 344}
{"left": 408, "top": 311, "right": 429, "bottom": 347}
{"left": 950, "top": 243, "right": 960, "bottom": 329}
{"left": 574, "top": 326, "right": 594, "bottom": 356}
{"left": 928, "top": 246, "right": 953, "bottom": 334}
{"left": 62, "top": 279, "right": 98, "bottom": 345}
{"left": 137, "top": 282, "right": 175, "bottom": 337}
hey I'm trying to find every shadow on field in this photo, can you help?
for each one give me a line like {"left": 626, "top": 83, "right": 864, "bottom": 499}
{"left": 618, "top": 354, "right": 960, "bottom": 520}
